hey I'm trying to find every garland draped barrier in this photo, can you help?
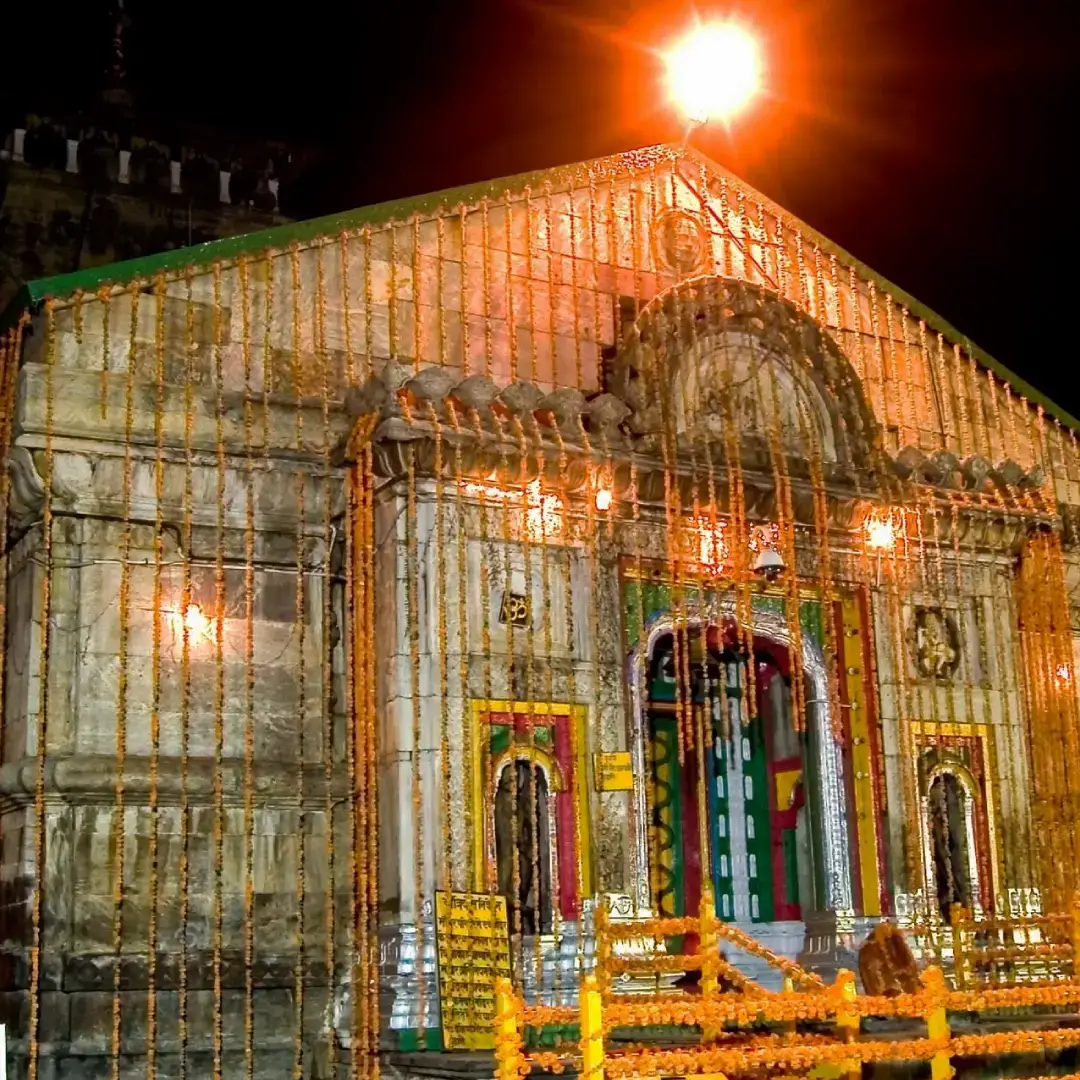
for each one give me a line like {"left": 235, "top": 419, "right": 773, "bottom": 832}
{"left": 495, "top": 970, "right": 1080, "bottom": 1080}
{"left": 494, "top": 893, "right": 1080, "bottom": 1080}
{"left": 897, "top": 896, "right": 1080, "bottom": 989}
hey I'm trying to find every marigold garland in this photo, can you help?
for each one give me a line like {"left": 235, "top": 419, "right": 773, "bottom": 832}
{"left": 496, "top": 966, "right": 1080, "bottom": 1079}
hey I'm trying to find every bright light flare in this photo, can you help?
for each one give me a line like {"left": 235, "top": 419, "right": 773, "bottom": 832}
{"left": 865, "top": 516, "right": 896, "bottom": 553}
{"left": 462, "top": 479, "right": 564, "bottom": 543}
{"left": 664, "top": 21, "right": 763, "bottom": 125}
{"left": 166, "top": 602, "right": 216, "bottom": 646}
{"left": 594, "top": 487, "right": 613, "bottom": 512}
{"left": 685, "top": 516, "right": 729, "bottom": 574}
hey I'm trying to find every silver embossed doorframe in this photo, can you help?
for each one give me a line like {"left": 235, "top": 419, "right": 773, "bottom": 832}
{"left": 626, "top": 599, "right": 853, "bottom": 915}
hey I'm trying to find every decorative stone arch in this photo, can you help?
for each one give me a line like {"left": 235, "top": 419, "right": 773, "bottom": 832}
{"left": 610, "top": 275, "right": 885, "bottom": 480}
{"left": 488, "top": 746, "right": 565, "bottom": 810}
{"left": 674, "top": 327, "right": 841, "bottom": 461}
{"left": 626, "top": 598, "right": 852, "bottom": 915}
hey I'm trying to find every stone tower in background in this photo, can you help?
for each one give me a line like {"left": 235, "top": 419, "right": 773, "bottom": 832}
{"left": 0, "top": 0, "right": 323, "bottom": 310}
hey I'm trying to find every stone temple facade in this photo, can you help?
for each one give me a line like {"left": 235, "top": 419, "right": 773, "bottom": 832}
{"left": 2, "top": 143, "right": 1080, "bottom": 1078}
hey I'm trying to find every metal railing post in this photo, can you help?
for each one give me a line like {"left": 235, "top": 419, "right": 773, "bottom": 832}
{"left": 699, "top": 888, "right": 719, "bottom": 1039}
{"left": 921, "top": 966, "right": 954, "bottom": 1080}
{"left": 494, "top": 977, "right": 522, "bottom": 1080}
{"left": 699, "top": 888, "right": 718, "bottom": 997}
{"left": 950, "top": 903, "right": 968, "bottom": 990}
{"left": 1070, "top": 891, "right": 1080, "bottom": 980}
{"left": 781, "top": 976, "right": 796, "bottom": 1037}
{"left": 580, "top": 974, "right": 605, "bottom": 1080}
{"left": 594, "top": 902, "right": 612, "bottom": 999}
{"left": 833, "top": 972, "right": 859, "bottom": 1080}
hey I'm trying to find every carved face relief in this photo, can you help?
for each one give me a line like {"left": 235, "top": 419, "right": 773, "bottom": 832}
{"left": 913, "top": 606, "right": 960, "bottom": 680}
{"left": 653, "top": 209, "right": 709, "bottom": 276}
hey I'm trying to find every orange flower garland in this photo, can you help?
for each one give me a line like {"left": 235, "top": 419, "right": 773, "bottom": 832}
{"left": 495, "top": 965, "right": 1080, "bottom": 1079}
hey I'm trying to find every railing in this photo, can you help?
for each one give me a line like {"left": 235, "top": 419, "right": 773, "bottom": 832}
{"left": 495, "top": 966, "right": 1080, "bottom": 1080}
{"left": 899, "top": 896, "right": 1080, "bottom": 988}
{"left": 494, "top": 892, "right": 1080, "bottom": 1080}
{"left": 593, "top": 888, "right": 825, "bottom": 1000}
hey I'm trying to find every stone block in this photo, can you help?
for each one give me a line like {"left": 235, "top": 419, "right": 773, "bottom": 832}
{"left": 253, "top": 891, "right": 300, "bottom": 946}
{"left": 68, "top": 894, "right": 113, "bottom": 952}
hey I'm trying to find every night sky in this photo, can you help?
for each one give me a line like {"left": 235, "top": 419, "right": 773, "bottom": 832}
{"left": 4, "top": 0, "right": 1079, "bottom": 415}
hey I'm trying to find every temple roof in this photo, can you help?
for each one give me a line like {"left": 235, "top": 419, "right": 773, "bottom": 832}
{"left": 2, "top": 142, "right": 1074, "bottom": 431}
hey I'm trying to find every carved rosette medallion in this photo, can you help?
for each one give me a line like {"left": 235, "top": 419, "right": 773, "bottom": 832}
{"left": 652, "top": 209, "right": 709, "bottom": 276}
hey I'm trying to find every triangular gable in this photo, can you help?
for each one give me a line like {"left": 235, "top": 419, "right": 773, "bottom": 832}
{"left": 5, "top": 143, "right": 1078, "bottom": 495}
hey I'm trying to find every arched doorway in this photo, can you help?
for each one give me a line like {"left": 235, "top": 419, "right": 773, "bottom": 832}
{"left": 628, "top": 602, "right": 852, "bottom": 922}
{"left": 494, "top": 759, "right": 554, "bottom": 936}
{"left": 645, "top": 624, "right": 815, "bottom": 925}
{"left": 927, "top": 771, "right": 975, "bottom": 920}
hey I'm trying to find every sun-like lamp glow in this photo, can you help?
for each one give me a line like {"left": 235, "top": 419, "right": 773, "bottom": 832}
{"left": 594, "top": 487, "right": 613, "bottom": 512}
{"left": 664, "top": 21, "right": 764, "bottom": 126}
{"left": 864, "top": 511, "right": 897, "bottom": 553}
{"left": 688, "top": 517, "right": 729, "bottom": 574}
{"left": 167, "top": 602, "right": 216, "bottom": 647}
{"left": 523, "top": 481, "right": 564, "bottom": 544}
{"left": 462, "top": 479, "right": 564, "bottom": 543}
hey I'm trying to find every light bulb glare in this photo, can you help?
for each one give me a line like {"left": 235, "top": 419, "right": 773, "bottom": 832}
{"left": 184, "top": 604, "right": 211, "bottom": 638}
{"left": 166, "top": 602, "right": 216, "bottom": 646}
{"left": 664, "top": 21, "right": 764, "bottom": 126}
{"left": 865, "top": 512, "right": 897, "bottom": 553}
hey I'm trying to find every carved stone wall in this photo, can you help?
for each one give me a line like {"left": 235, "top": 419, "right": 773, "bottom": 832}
{"left": 373, "top": 476, "right": 631, "bottom": 923}
{"left": 0, "top": 314, "right": 351, "bottom": 1076}
{"left": 871, "top": 555, "right": 1033, "bottom": 906}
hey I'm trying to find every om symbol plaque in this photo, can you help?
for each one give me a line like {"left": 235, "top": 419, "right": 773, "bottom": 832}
{"left": 499, "top": 590, "right": 531, "bottom": 629}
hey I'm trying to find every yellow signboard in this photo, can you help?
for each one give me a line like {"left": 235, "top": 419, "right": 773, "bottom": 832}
{"left": 434, "top": 891, "right": 511, "bottom": 1050}
{"left": 595, "top": 751, "right": 634, "bottom": 791}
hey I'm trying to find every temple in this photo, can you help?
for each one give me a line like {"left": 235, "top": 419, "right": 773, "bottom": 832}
{"left": 2, "top": 143, "right": 1080, "bottom": 1078}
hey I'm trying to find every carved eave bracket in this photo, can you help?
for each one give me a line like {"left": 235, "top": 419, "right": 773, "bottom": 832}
{"left": 892, "top": 444, "right": 1049, "bottom": 504}
{"left": 889, "top": 444, "right": 1058, "bottom": 553}
{"left": 905, "top": 500, "right": 1046, "bottom": 554}
{"left": 4, "top": 444, "right": 78, "bottom": 531}
{"left": 1058, "top": 505, "right": 1080, "bottom": 552}
{"left": 342, "top": 361, "right": 882, "bottom": 532}
{"left": 341, "top": 360, "right": 1054, "bottom": 554}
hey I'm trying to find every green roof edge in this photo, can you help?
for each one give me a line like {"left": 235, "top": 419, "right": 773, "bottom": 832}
{"left": 3, "top": 143, "right": 1075, "bottom": 435}
{"left": 753, "top": 190, "right": 1080, "bottom": 436}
